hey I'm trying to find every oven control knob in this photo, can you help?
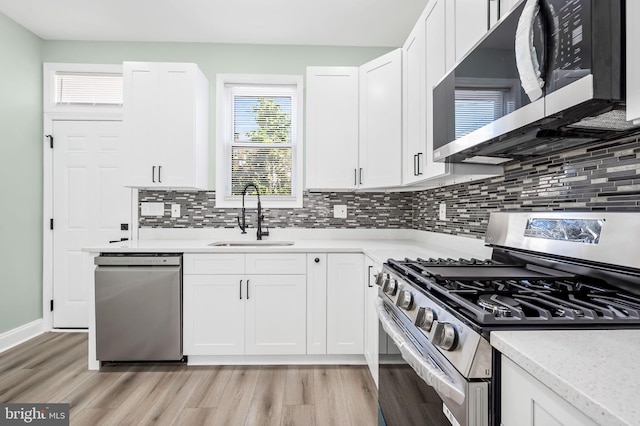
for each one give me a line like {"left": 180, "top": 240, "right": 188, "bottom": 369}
{"left": 416, "top": 307, "right": 436, "bottom": 331}
{"left": 383, "top": 279, "right": 398, "bottom": 296}
{"left": 431, "top": 321, "right": 457, "bottom": 351}
{"left": 396, "top": 290, "right": 414, "bottom": 310}
{"left": 375, "top": 272, "right": 388, "bottom": 287}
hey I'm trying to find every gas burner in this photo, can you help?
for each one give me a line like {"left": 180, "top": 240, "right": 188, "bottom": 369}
{"left": 477, "top": 295, "right": 520, "bottom": 317}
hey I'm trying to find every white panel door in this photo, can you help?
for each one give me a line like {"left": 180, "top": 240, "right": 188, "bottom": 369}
{"left": 244, "top": 275, "right": 307, "bottom": 355}
{"left": 327, "top": 253, "right": 364, "bottom": 354}
{"left": 183, "top": 274, "right": 245, "bottom": 355}
{"left": 52, "top": 120, "right": 130, "bottom": 328}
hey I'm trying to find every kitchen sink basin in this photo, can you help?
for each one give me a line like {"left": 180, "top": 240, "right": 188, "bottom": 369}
{"left": 208, "top": 240, "right": 295, "bottom": 247}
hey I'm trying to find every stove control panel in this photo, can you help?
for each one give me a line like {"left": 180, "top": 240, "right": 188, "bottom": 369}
{"left": 378, "top": 266, "right": 492, "bottom": 379}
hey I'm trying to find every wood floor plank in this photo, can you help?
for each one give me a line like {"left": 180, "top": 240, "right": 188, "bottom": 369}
{"left": 0, "top": 333, "right": 379, "bottom": 426}
{"left": 245, "top": 366, "right": 287, "bottom": 426}
{"left": 339, "top": 366, "right": 377, "bottom": 426}
{"left": 283, "top": 365, "right": 315, "bottom": 405}
{"left": 313, "top": 366, "right": 351, "bottom": 426}
{"left": 184, "top": 365, "right": 234, "bottom": 408}
{"left": 71, "top": 407, "right": 114, "bottom": 426}
{"left": 173, "top": 407, "right": 217, "bottom": 425}
{"left": 135, "top": 370, "right": 199, "bottom": 425}
{"left": 281, "top": 405, "right": 316, "bottom": 426}
{"left": 208, "top": 366, "right": 260, "bottom": 426}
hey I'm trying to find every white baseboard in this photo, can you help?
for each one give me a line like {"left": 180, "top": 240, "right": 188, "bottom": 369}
{"left": 0, "top": 319, "right": 45, "bottom": 354}
{"left": 187, "top": 354, "right": 366, "bottom": 366}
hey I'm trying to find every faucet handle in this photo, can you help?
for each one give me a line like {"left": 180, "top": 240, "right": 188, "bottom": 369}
{"left": 262, "top": 225, "right": 270, "bottom": 237}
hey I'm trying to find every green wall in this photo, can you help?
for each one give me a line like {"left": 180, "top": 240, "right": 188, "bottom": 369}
{"left": 0, "top": 18, "right": 392, "bottom": 334}
{"left": 0, "top": 13, "right": 43, "bottom": 334}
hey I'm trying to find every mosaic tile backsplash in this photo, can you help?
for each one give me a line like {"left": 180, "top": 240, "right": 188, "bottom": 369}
{"left": 140, "top": 136, "right": 640, "bottom": 238}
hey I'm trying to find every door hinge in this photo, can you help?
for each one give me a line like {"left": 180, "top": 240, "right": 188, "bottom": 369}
{"left": 50, "top": 300, "right": 54, "bottom": 312}
{"left": 45, "top": 135, "right": 53, "bottom": 149}
{"left": 50, "top": 218, "right": 54, "bottom": 230}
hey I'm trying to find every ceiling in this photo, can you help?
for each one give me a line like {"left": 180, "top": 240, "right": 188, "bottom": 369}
{"left": 0, "top": 0, "right": 429, "bottom": 47}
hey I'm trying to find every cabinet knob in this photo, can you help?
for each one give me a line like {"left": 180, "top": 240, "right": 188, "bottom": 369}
{"left": 314, "top": 257, "right": 320, "bottom": 263}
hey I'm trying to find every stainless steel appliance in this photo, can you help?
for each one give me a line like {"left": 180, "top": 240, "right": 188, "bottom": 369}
{"left": 376, "top": 212, "right": 640, "bottom": 425}
{"left": 433, "top": 0, "right": 635, "bottom": 165}
{"left": 95, "top": 253, "right": 183, "bottom": 362}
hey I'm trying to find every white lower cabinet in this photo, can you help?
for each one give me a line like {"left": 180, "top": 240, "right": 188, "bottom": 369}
{"left": 326, "top": 253, "right": 365, "bottom": 354}
{"left": 183, "top": 253, "right": 306, "bottom": 356}
{"left": 501, "top": 355, "right": 596, "bottom": 426}
{"left": 363, "top": 256, "right": 381, "bottom": 386}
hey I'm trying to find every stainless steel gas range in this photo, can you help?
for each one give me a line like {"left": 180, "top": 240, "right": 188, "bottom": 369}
{"left": 376, "top": 212, "right": 640, "bottom": 426}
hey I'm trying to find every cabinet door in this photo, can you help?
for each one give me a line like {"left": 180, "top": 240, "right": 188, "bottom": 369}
{"left": 402, "top": 20, "right": 427, "bottom": 185}
{"left": 306, "top": 67, "right": 359, "bottom": 190}
{"left": 454, "top": 0, "right": 489, "bottom": 62}
{"left": 423, "top": 0, "right": 449, "bottom": 180}
{"left": 244, "top": 275, "right": 307, "bottom": 355}
{"left": 627, "top": 0, "right": 640, "bottom": 124}
{"left": 363, "top": 258, "right": 381, "bottom": 386}
{"left": 123, "top": 62, "right": 160, "bottom": 187}
{"left": 307, "top": 254, "right": 327, "bottom": 354}
{"left": 157, "top": 63, "right": 198, "bottom": 188}
{"left": 359, "top": 49, "right": 403, "bottom": 189}
{"left": 183, "top": 274, "right": 245, "bottom": 355}
{"left": 327, "top": 253, "right": 365, "bottom": 354}
{"left": 501, "top": 356, "right": 597, "bottom": 426}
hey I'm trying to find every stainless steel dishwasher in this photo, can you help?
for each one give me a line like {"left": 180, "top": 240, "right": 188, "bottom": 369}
{"left": 94, "top": 253, "right": 183, "bottom": 361}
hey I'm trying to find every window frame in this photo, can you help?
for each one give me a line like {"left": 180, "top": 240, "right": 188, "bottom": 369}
{"left": 215, "top": 74, "right": 304, "bottom": 209}
{"left": 43, "top": 63, "right": 124, "bottom": 115}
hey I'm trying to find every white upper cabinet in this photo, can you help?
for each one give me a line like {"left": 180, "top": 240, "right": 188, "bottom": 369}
{"left": 627, "top": 0, "right": 640, "bottom": 124}
{"left": 453, "top": 0, "right": 490, "bottom": 62}
{"left": 123, "top": 62, "right": 209, "bottom": 190}
{"left": 305, "top": 52, "right": 402, "bottom": 191}
{"left": 359, "top": 49, "right": 403, "bottom": 189}
{"left": 402, "top": 20, "right": 427, "bottom": 185}
{"left": 305, "top": 67, "right": 360, "bottom": 190}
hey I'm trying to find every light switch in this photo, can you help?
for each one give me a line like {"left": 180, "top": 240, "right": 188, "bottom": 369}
{"left": 334, "top": 205, "right": 348, "bottom": 219}
{"left": 141, "top": 202, "right": 164, "bottom": 217}
{"left": 171, "top": 204, "right": 181, "bottom": 218}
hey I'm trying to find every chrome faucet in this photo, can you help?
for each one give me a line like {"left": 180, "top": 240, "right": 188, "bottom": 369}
{"left": 237, "top": 183, "right": 269, "bottom": 240}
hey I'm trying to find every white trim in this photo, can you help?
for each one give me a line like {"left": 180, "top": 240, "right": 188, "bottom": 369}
{"left": 215, "top": 73, "right": 304, "bottom": 209}
{"left": 0, "top": 319, "right": 44, "bottom": 354}
{"left": 187, "top": 354, "right": 366, "bottom": 366}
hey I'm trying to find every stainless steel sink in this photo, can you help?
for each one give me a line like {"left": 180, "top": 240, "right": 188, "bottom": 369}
{"left": 208, "top": 240, "right": 295, "bottom": 247}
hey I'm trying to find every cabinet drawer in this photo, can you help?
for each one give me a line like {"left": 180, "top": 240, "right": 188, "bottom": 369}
{"left": 184, "top": 254, "right": 245, "bottom": 274}
{"left": 245, "top": 254, "right": 306, "bottom": 274}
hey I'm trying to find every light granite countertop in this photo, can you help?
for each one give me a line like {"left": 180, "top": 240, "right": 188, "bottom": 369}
{"left": 492, "top": 330, "right": 640, "bottom": 426}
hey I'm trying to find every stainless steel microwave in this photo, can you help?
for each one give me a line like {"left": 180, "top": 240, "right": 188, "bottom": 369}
{"left": 433, "top": 0, "right": 636, "bottom": 164}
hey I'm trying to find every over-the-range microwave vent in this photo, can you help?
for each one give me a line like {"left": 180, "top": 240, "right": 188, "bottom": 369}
{"left": 449, "top": 107, "right": 640, "bottom": 164}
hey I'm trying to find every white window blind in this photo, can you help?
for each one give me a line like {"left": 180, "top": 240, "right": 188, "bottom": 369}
{"left": 455, "top": 89, "right": 515, "bottom": 139}
{"left": 227, "top": 85, "right": 297, "bottom": 197}
{"left": 55, "top": 72, "right": 123, "bottom": 106}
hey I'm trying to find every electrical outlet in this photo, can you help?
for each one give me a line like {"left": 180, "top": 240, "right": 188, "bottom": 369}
{"left": 171, "top": 204, "right": 181, "bottom": 218}
{"left": 141, "top": 202, "right": 164, "bottom": 217}
{"left": 439, "top": 203, "right": 447, "bottom": 221}
{"left": 334, "top": 205, "right": 348, "bottom": 219}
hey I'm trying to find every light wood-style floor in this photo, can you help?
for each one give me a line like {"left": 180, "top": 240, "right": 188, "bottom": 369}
{"left": 0, "top": 333, "right": 377, "bottom": 425}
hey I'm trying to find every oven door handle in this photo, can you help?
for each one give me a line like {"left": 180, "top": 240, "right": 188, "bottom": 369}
{"left": 375, "top": 297, "right": 466, "bottom": 405}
